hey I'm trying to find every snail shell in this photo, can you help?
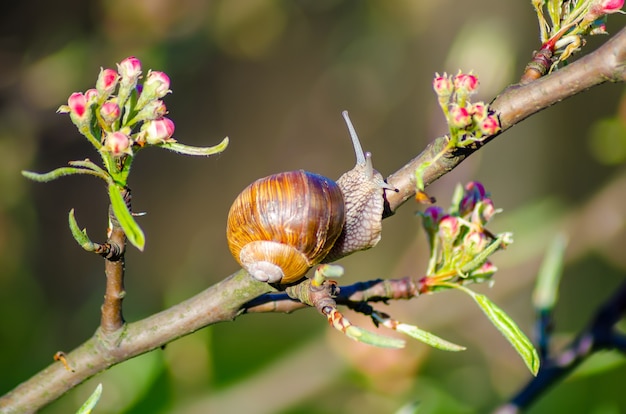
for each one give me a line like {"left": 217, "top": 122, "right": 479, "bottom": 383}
{"left": 226, "top": 170, "right": 346, "bottom": 284}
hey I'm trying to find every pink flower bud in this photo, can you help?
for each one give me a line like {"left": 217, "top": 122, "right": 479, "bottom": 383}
{"left": 470, "top": 102, "right": 488, "bottom": 121}
{"left": 472, "top": 199, "right": 497, "bottom": 225}
{"left": 85, "top": 89, "right": 99, "bottom": 105}
{"left": 96, "top": 68, "right": 119, "bottom": 98}
{"left": 100, "top": 101, "right": 121, "bottom": 125}
{"left": 463, "top": 230, "right": 489, "bottom": 255}
{"left": 421, "top": 206, "right": 446, "bottom": 238}
{"left": 136, "top": 99, "right": 167, "bottom": 121}
{"left": 144, "top": 71, "right": 170, "bottom": 98}
{"left": 597, "top": 0, "right": 624, "bottom": 13}
{"left": 66, "top": 92, "right": 93, "bottom": 128}
{"left": 449, "top": 104, "right": 472, "bottom": 129}
{"left": 117, "top": 56, "right": 142, "bottom": 84}
{"left": 105, "top": 131, "right": 132, "bottom": 156}
{"left": 454, "top": 73, "right": 479, "bottom": 94}
{"left": 470, "top": 260, "right": 497, "bottom": 280}
{"left": 144, "top": 117, "right": 175, "bottom": 144}
{"left": 68, "top": 92, "right": 87, "bottom": 118}
{"left": 584, "top": 0, "right": 624, "bottom": 23}
{"left": 433, "top": 73, "right": 454, "bottom": 98}
{"left": 136, "top": 71, "right": 171, "bottom": 110}
{"left": 459, "top": 181, "right": 486, "bottom": 216}
{"left": 438, "top": 216, "right": 461, "bottom": 242}
{"left": 479, "top": 114, "right": 500, "bottom": 135}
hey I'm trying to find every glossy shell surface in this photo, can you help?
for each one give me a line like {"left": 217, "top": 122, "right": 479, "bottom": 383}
{"left": 226, "top": 170, "right": 345, "bottom": 283}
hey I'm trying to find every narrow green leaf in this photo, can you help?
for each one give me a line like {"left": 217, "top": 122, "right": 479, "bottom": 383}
{"left": 22, "top": 166, "right": 106, "bottom": 183}
{"left": 75, "top": 383, "right": 102, "bottom": 414}
{"left": 344, "top": 325, "right": 406, "bottom": 349}
{"left": 533, "top": 233, "right": 568, "bottom": 311}
{"left": 68, "top": 209, "right": 96, "bottom": 252}
{"left": 448, "top": 183, "right": 464, "bottom": 216}
{"left": 396, "top": 323, "right": 466, "bottom": 352}
{"left": 473, "top": 293, "right": 540, "bottom": 376}
{"left": 458, "top": 233, "right": 512, "bottom": 275}
{"left": 108, "top": 185, "right": 145, "bottom": 251}
{"left": 159, "top": 137, "right": 229, "bottom": 157}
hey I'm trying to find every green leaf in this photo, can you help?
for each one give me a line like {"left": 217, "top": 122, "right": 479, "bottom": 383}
{"left": 533, "top": 233, "right": 568, "bottom": 311}
{"left": 158, "top": 137, "right": 229, "bottom": 157}
{"left": 68, "top": 209, "right": 96, "bottom": 252}
{"left": 75, "top": 383, "right": 102, "bottom": 414}
{"left": 108, "top": 185, "right": 145, "bottom": 251}
{"left": 472, "top": 292, "right": 540, "bottom": 376}
{"left": 458, "top": 233, "right": 512, "bottom": 275}
{"left": 396, "top": 323, "right": 466, "bottom": 352}
{"left": 344, "top": 325, "right": 406, "bottom": 349}
{"left": 22, "top": 166, "right": 107, "bottom": 183}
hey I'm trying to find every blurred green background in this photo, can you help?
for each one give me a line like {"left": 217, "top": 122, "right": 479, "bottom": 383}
{"left": 1, "top": 1, "right": 626, "bottom": 413}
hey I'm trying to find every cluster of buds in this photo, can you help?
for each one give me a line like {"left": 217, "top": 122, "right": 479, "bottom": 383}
{"left": 531, "top": 0, "right": 624, "bottom": 71}
{"left": 419, "top": 181, "right": 513, "bottom": 290}
{"left": 433, "top": 72, "right": 500, "bottom": 146}
{"left": 58, "top": 56, "right": 175, "bottom": 158}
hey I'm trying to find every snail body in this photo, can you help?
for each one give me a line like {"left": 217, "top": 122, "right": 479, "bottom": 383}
{"left": 226, "top": 111, "right": 392, "bottom": 284}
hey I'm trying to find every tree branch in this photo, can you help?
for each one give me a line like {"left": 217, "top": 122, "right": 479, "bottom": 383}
{"left": 3, "top": 25, "right": 626, "bottom": 414}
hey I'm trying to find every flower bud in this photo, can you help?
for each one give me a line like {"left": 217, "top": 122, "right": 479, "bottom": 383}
{"left": 85, "top": 89, "right": 99, "bottom": 105}
{"left": 96, "top": 68, "right": 119, "bottom": 99}
{"left": 135, "top": 99, "right": 167, "bottom": 122}
{"left": 100, "top": 101, "right": 121, "bottom": 126}
{"left": 143, "top": 117, "right": 175, "bottom": 145}
{"left": 459, "top": 181, "right": 486, "bottom": 216}
{"left": 448, "top": 104, "right": 472, "bottom": 129}
{"left": 117, "top": 56, "right": 142, "bottom": 85}
{"left": 105, "top": 131, "right": 133, "bottom": 156}
{"left": 136, "top": 71, "right": 171, "bottom": 110}
{"left": 472, "top": 199, "right": 498, "bottom": 225}
{"left": 145, "top": 71, "right": 170, "bottom": 98}
{"left": 438, "top": 216, "right": 462, "bottom": 243}
{"left": 469, "top": 260, "right": 497, "bottom": 281}
{"left": 421, "top": 206, "right": 446, "bottom": 243}
{"left": 433, "top": 73, "right": 454, "bottom": 98}
{"left": 454, "top": 73, "right": 479, "bottom": 95}
{"left": 65, "top": 92, "right": 92, "bottom": 128}
{"left": 463, "top": 230, "right": 489, "bottom": 256}
{"left": 478, "top": 114, "right": 500, "bottom": 136}
{"left": 584, "top": 0, "right": 624, "bottom": 23}
{"left": 470, "top": 102, "right": 488, "bottom": 122}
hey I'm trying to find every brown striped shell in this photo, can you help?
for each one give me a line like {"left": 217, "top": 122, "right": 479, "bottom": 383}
{"left": 226, "top": 170, "right": 346, "bottom": 284}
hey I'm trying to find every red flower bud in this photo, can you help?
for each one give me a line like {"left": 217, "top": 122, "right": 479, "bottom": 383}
{"left": 144, "top": 71, "right": 170, "bottom": 98}
{"left": 144, "top": 117, "right": 175, "bottom": 144}
{"left": 100, "top": 101, "right": 121, "bottom": 125}
{"left": 584, "top": 0, "right": 624, "bottom": 23}
{"left": 479, "top": 114, "right": 500, "bottom": 136}
{"left": 438, "top": 216, "right": 461, "bottom": 241}
{"left": 136, "top": 99, "right": 167, "bottom": 121}
{"left": 454, "top": 73, "right": 479, "bottom": 94}
{"left": 463, "top": 230, "right": 489, "bottom": 255}
{"left": 85, "top": 89, "right": 98, "bottom": 105}
{"left": 117, "top": 56, "right": 142, "bottom": 84}
{"left": 459, "top": 181, "right": 486, "bottom": 216}
{"left": 449, "top": 104, "right": 472, "bottom": 128}
{"left": 105, "top": 131, "right": 132, "bottom": 156}
{"left": 470, "top": 102, "right": 488, "bottom": 121}
{"left": 68, "top": 92, "right": 87, "bottom": 118}
{"left": 96, "top": 68, "right": 119, "bottom": 98}
{"left": 433, "top": 74, "right": 454, "bottom": 98}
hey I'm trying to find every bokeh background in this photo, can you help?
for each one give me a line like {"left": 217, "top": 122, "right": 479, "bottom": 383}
{"left": 2, "top": 1, "right": 626, "bottom": 413}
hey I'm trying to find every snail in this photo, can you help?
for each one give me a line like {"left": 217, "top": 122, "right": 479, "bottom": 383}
{"left": 226, "top": 111, "right": 394, "bottom": 284}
